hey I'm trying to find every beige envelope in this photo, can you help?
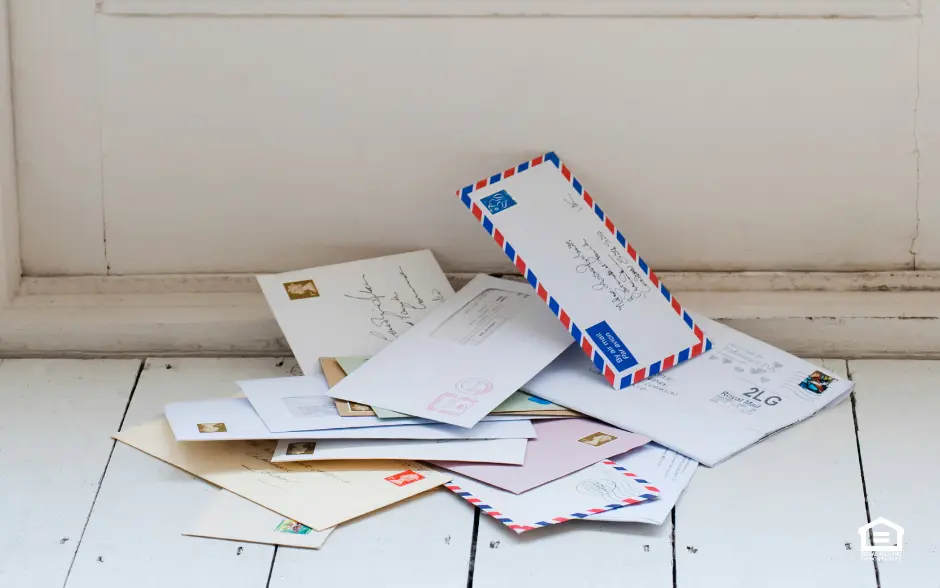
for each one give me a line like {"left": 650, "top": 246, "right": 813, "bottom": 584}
{"left": 114, "top": 419, "right": 449, "bottom": 531}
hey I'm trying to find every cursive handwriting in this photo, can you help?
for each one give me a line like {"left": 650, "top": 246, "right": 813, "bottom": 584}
{"left": 566, "top": 233, "right": 652, "bottom": 311}
{"left": 344, "top": 268, "right": 442, "bottom": 341}
{"left": 562, "top": 192, "right": 583, "bottom": 212}
{"left": 431, "top": 289, "right": 445, "bottom": 303}
{"left": 344, "top": 274, "right": 402, "bottom": 341}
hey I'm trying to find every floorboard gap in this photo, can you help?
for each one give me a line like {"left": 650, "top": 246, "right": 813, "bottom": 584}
{"left": 466, "top": 509, "right": 481, "bottom": 588}
{"left": 60, "top": 358, "right": 146, "bottom": 588}
{"left": 671, "top": 509, "right": 678, "bottom": 588}
{"left": 848, "top": 363, "right": 882, "bottom": 588}
{"left": 265, "top": 545, "right": 279, "bottom": 588}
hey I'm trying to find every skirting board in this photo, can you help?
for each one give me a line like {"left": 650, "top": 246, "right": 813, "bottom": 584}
{"left": 2, "top": 271, "right": 939, "bottom": 358}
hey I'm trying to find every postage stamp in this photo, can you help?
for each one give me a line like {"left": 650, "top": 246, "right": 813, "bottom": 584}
{"left": 480, "top": 190, "right": 518, "bottom": 215}
{"left": 197, "top": 422, "right": 227, "bottom": 433}
{"left": 275, "top": 519, "right": 312, "bottom": 535}
{"left": 455, "top": 378, "right": 494, "bottom": 395}
{"left": 283, "top": 279, "right": 320, "bottom": 300}
{"left": 385, "top": 470, "right": 426, "bottom": 487}
{"left": 798, "top": 370, "right": 834, "bottom": 394}
{"left": 578, "top": 432, "right": 619, "bottom": 447}
{"left": 428, "top": 393, "right": 478, "bottom": 416}
{"left": 286, "top": 442, "right": 317, "bottom": 456}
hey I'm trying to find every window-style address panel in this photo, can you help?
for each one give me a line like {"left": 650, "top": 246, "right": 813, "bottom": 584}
{"left": 100, "top": 0, "right": 919, "bottom": 19}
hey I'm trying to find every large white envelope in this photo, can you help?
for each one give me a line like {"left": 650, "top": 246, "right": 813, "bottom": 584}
{"left": 327, "top": 274, "right": 573, "bottom": 428}
{"left": 184, "top": 490, "right": 335, "bottom": 549}
{"left": 456, "top": 152, "right": 711, "bottom": 389}
{"left": 257, "top": 249, "right": 454, "bottom": 377}
{"left": 523, "top": 314, "right": 854, "bottom": 466}
{"left": 238, "top": 375, "right": 532, "bottom": 433}
{"left": 587, "top": 443, "right": 698, "bottom": 525}
{"left": 164, "top": 397, "right": 536, "bottom": 441}
{"left": 272, "top": 438, "right": 528, "bottom": 464}
{"left": 442, "top": 460, "right": 661, "bottom": 534}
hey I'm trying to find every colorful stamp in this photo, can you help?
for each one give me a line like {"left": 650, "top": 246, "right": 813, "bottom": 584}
{"left": 428, "top": 392, "right": 478, "bottom": 416}
{"left": 480, "top": 190, "right": 517, "bottom": 215}
{"left": 197, "top": 422, "right": 227, "bottom": 433}
{"left": 798, "top": 370, "right": 834, "bottom": 394}
{"left": 385, "top": 470, "right": 425, "bottom": 487}
{"left": 275, "top": 519, "right": 312, "bottom": 535}
{"left": 286, "top": 442, "right": 317, "bottom": 456}
{"left": 283, "top": 279, "right": 320, "bottom": 300}
{"left": 578, "top": 432, "right": 619, "bottom": 447}
{"left": 455, "top": 378, "right": 493, "bottom": 395}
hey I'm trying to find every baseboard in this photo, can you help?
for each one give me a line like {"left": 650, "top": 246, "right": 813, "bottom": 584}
{"left": 2, "top": 271, "right": 939, "bottom": 358}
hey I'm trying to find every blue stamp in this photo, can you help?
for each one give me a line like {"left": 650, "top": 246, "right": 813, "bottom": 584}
{"left": 586, "top": 321, "right": 639, "bottom": 373}
{"left": 480, "top": 190, "right": 517, "bottom": 215}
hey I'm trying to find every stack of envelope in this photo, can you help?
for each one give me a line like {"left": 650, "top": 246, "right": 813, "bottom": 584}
{"left": 113, "top": 152, "right": 854, "bottom": 548}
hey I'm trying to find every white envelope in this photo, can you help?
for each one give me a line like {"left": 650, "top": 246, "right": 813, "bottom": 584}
{"left": 587, "top": 443, "right": 697, "bottom": 525}
{"left": 257, "top": 249, "right": 454, "bottom": 377}
{"left": 442, "top": 460, "right": 661, "bottom": 534}
{"left": 238, "top": 375, "right": 532, "bottom": 433}
{"left": 456, "top": 153, "right": 710, "bottom": 389}
{"left": 184, "top": 490, "right": 335, "bottom": 549}
{"left": 272, "top": 438, "right": 528, "bottom": 464}
{"left": 523, "top": 314, "right": 854, "bottom": 466}
{"left": 164, "top": 397, "right": 536, "bottom": 441}
{"left": 327, "top": 274, "right": 573, "bottom": 428}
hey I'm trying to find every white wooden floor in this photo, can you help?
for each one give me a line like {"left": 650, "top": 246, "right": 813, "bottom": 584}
{"left": 1, "top": 357, "right": 937, "bottom": 588}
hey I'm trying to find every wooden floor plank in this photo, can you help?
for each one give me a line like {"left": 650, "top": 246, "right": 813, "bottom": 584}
{"left": 471, "top": 502, "right": 674, "bottom": 588}
{"left": 0, "top": 359, "right": 141, "bottom": 588}
{"left": 269, "top": 489, "right": 475, "bottom": 588}
{"left": 851, "top": 360, "right": 940, "bottom": 587}
{"left": 675, "top": 359, "right": 877, "bottom": 588}
{"left": 64, "top": 358, "right": 295, "bottom": 588}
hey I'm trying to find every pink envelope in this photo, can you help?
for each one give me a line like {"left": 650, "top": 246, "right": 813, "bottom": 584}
{"left": 430, "top": 418, "right": 649, "bottom": 494}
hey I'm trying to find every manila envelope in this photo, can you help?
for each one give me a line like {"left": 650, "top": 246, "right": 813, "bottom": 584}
{"left": 456, "top": 152, "right": 711, "bottom": 389}
{"left": 326, "top": 356, "right": 580, "bottom": 419}
{"left": 326, "top": 274, "right": 574, "bottom": 428}
{"left": 430, "top": 418, "right": 649, "bottom": 494}
{"left": 184, "top": 489, "right": 335, "bottom": 549}
{"left": 114, "top": 418, "right": 449, "bottom": 531}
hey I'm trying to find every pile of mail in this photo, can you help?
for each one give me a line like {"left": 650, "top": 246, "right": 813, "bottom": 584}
{"left": 113, "top": 152, "right": 854, "bottom": 548}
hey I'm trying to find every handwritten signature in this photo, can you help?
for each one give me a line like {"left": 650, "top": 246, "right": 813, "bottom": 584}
{"left": 344, "top": 267, "right": 445, "bottom": 341}
{"left": 562, "top": 193, "right": 582, "bottom": 212}
{"left": 566, "top": 234, "right": 650, "bottom": 310}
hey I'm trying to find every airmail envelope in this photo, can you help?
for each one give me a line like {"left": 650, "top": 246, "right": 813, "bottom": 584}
{"left": 256, "top": 249, "right": 454, "bottom": 377}
{"left": 523, "top": 314, "right": 854, "bottom": 466}
{"left": 114, "top": 419, "right": 449, "bottom": 531}
{"left": 326, "top": 274, "right": 574, "bottom": 428}
{"left": 164, "top": 397, "right": 536, "bottom": 441}
{"left": 431, "top": 418, "right": 649, "bottom": 493}
{"left": 456, "top": 152, "right": 711, "bottom": 389}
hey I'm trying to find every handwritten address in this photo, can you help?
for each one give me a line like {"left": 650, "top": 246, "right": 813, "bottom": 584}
{"left": 344, "top": 266, "right": 444, "bottom": 341}
{"left": 565, "top": 231, "right": 651, "bottom": 311}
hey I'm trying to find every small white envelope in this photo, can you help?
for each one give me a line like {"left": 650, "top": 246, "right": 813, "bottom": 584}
{"left": 523, "top": 314, "right": 854, "bottom": 466}
{"left": 238, "top": 375, "right": 532, "bottom": 433}
{"left": 327, "top": 274, "right": 573, "bottom": 428}
{"left": 587, "top": 443, "right": 697, "bottom": 525}
{"left": 272, "top": 438, "right": 528, "bottom": 464}
{"left": 164, "top": 397, "right": 537, "bottom": 441}
{"left": 443, "top": 460, "right": 661, "bottom": 534}
{"left": 257, "top": 249, "right": 454, "bottom": 377}
{"left": 456, "top": 153, "right": 711, "bottom": 389}
{"left": 184, "top": 490, "right": 335, "bottom": 549}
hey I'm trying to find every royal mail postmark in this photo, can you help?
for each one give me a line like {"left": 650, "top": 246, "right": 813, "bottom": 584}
{"left": 428, "top": 392, "right": 478, "bottom": 416}
{"left": 455, "top": 378, "right": 493, "bottom": 395}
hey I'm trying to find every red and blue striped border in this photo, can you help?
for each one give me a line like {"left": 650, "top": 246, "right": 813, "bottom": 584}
{"left": 444, "top": 460, "right": 661, "bottom": 534}
{"left": 456, "top": 151, "right": 713, "bottom": 389}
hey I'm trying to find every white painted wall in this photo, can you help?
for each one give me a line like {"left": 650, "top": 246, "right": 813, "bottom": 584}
{"left": 9, "top": 1, "right": 936, "bottom": 276}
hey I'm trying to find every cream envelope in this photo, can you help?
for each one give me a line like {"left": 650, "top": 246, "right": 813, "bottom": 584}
{"left": 443, "top": 460, "right": 661, "bottom": 534}
{"left": 238, "top": 375, "right": 532, "bottom": 433}
{"left": 256, "top": 249, "right": 454, "bottom": 377}
{"left": 164, "top": 397, "right": 537, "bottom": 441}
{"left": 431, "top": 418, "right": 649, "bottom": 493}
{"left": 456, "top": 152, "right": 711, "bottom": 389}
{"left": 272, "top": 438, "right": 528, "bottom": 464}
{"left": 522, "top": 314, "right": 854, "bottom": 467}
{"left": 587, "top": 443, "right": 698, "bottom": 525}
{"left": 326, "top": 274, "right": 574, "bottom": 428}
{"left": 114, "top": 419, "right": 449, "bottom": 531}
{"left": 184, "top": 490, "right": 335, "bottom": 549}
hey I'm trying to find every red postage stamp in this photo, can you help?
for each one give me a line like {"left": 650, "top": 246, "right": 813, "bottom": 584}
{"left": 454, "top": 378, "right": 494, "bottom": 395}
{"left": 428, "top": 392, "right": 478, "bottom": 416}
{"left": 385, "top": 470, "right": 425, "bottom": 487}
